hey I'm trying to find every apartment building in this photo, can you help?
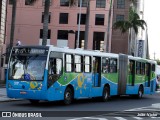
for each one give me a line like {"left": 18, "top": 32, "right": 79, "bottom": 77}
{"left": 0, "top": 0, "right": 7, "bottom": 81}
{"left": 1, "top": 0, "right": 145, "bottom": 81}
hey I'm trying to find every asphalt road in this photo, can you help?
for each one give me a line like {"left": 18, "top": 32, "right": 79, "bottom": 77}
{"left": 0, "top": 92, "right": 160, "bottom": 120}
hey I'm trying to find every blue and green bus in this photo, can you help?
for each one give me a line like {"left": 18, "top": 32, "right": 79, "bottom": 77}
{"left": 6, "top": 45, "right": 157, "bottom": 104}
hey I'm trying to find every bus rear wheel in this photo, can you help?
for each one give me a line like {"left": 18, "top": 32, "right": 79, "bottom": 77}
{"left": 102, "top": 86, "right": 110, "bottom": 102}
{"left": 64, "top": 87, "right": 73, "bottom": 105}
{"left": 137, "top": 87, "right": 143, "bottom": 99}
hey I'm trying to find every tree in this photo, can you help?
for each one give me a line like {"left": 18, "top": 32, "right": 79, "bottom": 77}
{"left": 9, "top": 0, "right": 76, "bottom": 48}
{"left": 113, "top": 7, "right": 147, "bottom": 55}
{"left": 42, "top": 0, "right": 76, "bottom": 45}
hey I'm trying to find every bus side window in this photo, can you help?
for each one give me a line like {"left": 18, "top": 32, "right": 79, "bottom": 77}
{"left": 109, "top": 59, "right": 117, "bottom": 73}
{"left": 136, "top": 62, "right": 141, "bottom": 74}
{"left": 102, "top": 57, "right": 109, "bottom": 73}
{"left": 65, "top": 54, "right": 74, "bottom": 72}
{"left": 129, "top": 60, "right": 133, "bottom": 74}
{"left": 84, "top": 56, "right": 91, "bottom": 73}
{"left": 141, "top": 63, "right": 145, "bottom": 75}
{"left": 152, "top": 64, "right": 155, "bottom": 77}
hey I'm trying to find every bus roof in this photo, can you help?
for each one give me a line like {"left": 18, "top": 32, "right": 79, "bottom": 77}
{"left": 47, "top": 45, "right": 119, "bottom": 58}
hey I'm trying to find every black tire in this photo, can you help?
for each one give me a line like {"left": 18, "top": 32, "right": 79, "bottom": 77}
{"left": 137, "top": 87, "right": 143, "bottom": 99}
{"left": 64, "top": 87, "right": 73, "bottom": 105}
{"left": 29, "top": 100, "right": 39, "bottom": 104}
{"left": 102, "top": 86, "right": 110, "bottom": 102}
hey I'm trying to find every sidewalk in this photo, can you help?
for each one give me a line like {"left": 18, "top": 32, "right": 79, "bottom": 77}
{"left": 0, "top": 80, "right": 6, "bottom": 88}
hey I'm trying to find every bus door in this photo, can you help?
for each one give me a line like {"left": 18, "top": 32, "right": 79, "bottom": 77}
{"left": 129, "top": 60, "right": 135, "bottom": 86}
{"left": 92, "top": 57, "right": 101, "bottom": 87}
{"left": 47, "top": 52, "right": 63, "bottom": 88}
{"left": 145, "top": 63, "right": 151, "bottom": 87}
{"left": 151, "top": 64, "right": 156, "bottom": 92}
{"left": 118, "top": 54, "right": 128, "bottom": 95}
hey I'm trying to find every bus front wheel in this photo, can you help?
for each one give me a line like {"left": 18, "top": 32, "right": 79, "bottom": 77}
{"left": 64, "top": 87, "right": 73, "bottom": 105}
{"left": 102, "top": 86, "right": 110, "bottom": 102}
{"left": 29, "top": 100, "right": 39, "bottom": 104}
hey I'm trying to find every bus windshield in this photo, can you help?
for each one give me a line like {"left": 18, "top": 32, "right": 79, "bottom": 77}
{"left": 8, "top": 47, "right": 48, "bottom": 80}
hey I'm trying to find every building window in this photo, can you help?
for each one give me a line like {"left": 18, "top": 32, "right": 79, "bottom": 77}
{"left": 58, "top": 30, "right": 68, "bottom": 39}
{"left": 116, "top": 15, "right": 124, "bottom": 21}
{"left": 42, "top": 0, "right": 52, "bottom": 6}
{"left": 40, "top": 29, "right": 51, "bottom": 39}
{"left": 59, "top": 13, "right": 68, "bottom": 24}
{"left": 78, "top": 0, "right": 87, "bottom": 7}
{"left": 95, "top": 14, "right": 104, "bottom": 25}
{"left": 75, "top": 31, "right": 85, "bottom": 48}
{"left": 9, "top": 0, "right": 13, "bottom": 5}
{"left": 93, "top": 32, "right": 104, "bottom": 51}
{"left": 60, "top": 0, "right": 69, "bottom": 6}
{"left": 41, "top": 12, "right": 51, "bottom": 23}
{"left": 77, "top": 14, "right": 86, "bottom": 25}
{"left": 96, "top": 0, "right": 106, "bottom": 8}
{"left": 25, "top": 0, "right": 36, "bottom": 6}
{"left": 117, "top": 0, "right": 125, "bottom": 9}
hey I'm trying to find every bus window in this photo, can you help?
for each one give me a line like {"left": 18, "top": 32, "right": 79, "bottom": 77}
{"left": 84, "top": 56, "right": 91, "bottom": 73}
{"left": 141, "top": 63, "right": 145, "bottom": 75}
{"left": 136, "top": 62, "right": 141, "bottom": 74}
{"left": 152, "top": 64, "right": 155, "bottom": 72}
{"left": 129, "top": 60, "right": 134, "bottom": 74}
{"left": 102, "top": 57, "right": 109, "bottom": 73}
{"left": 75, "top": 55, "right": 83, "bottom": 72}
{"left": 109, "top": 59, "right": 117, "bottom": 73}
{"left": 65, "top": 54, "right": 74, "bottom": 72}
{"left": 93, "top": 57, "right": 98, "bottom": 73}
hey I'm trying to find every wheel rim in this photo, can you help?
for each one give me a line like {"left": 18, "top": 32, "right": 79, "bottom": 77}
{"left": 104, "top": 90, "right": 108, "bottom": 99}
{"left": 65, "top": 92, "right": 71, "bottom": 101}
{"left": 139, "top": 90, "right": 142, "bottom": 98}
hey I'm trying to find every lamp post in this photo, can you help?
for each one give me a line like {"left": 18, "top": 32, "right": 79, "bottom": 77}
{"left": 76, "top": 0, "right": 82, "bottom": 48}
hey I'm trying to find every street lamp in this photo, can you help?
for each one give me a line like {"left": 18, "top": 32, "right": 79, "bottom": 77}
{"left": 76, "top": 0, "right": 82, "bottom": 48}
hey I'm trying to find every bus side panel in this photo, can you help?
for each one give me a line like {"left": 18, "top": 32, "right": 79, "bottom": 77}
{"left": 46, "top": 82, "right": 65, "bottom": 101}
{"left": 126, "top": 85, "right": 139, "bottom": 94}
{"left": 48, "top": 73, "right": 92, "bottom": 100}
{"left": 101, "top": 75, "right": 118, "bottom": 96}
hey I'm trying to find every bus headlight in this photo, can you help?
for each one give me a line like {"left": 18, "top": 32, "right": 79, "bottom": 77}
{"left": 38, "top": 83, "right": 43, "bottom": 90}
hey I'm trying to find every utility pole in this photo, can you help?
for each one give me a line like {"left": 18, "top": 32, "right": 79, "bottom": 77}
{"left": 154, "top": 52, "right": 156, "bottom": 60}
{"left": 76, "top": 0, "right": 82, "bottom": 48}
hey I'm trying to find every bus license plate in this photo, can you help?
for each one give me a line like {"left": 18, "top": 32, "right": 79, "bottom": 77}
{"left": 20, "top": 91, "right": 27, "bottom": 94}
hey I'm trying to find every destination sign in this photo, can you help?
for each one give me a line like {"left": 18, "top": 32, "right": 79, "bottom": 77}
{"left": 12, "top": 48, "right": 48, "bottom": 55}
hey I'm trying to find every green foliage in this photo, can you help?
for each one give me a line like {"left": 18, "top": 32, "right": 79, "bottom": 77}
{"left": 113, "top": 7, "right": 147, "bottom": 34}
{"left": 156, "top": 59, "right": 160, "bottom": 65}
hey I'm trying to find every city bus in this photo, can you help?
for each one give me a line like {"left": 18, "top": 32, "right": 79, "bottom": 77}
{"left": 6, "top": 45, "right": 157, "bottom": 104}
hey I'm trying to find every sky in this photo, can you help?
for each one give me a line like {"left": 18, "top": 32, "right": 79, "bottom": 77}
{"left": 144, "top": 0, "right": 160, "bottom": 60}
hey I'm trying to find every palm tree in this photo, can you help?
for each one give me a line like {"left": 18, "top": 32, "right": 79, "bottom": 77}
{"left": 113, "top": 7, "right": 147, "bottom": 55}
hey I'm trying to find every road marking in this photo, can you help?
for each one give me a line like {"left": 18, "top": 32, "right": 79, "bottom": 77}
{"left": 114, "top": 117, "right": 127, "bottom": 120}
{"left": 133, "top": 117, "right": 143, "bottom": 120}
{"left": 67, "top": 117, "right": 108, "bottom": 120}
